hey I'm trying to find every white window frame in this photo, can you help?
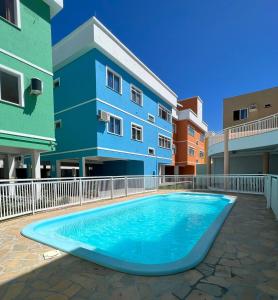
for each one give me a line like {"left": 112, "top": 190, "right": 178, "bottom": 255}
{"left": 0, "top": 64, "right": 24, "bottom": 107}
{"left": 188, "top": 125, "right": 195, "bottom": 137}
{"left": 106, "top": 66, "right": 122, "bottom": 94}
{"left": 53, "top": 78, "right": 60, "bottom": 89}
{"left": 188, "top": 146, "right": 195, "bottom": 157}
{"left": 55, "top": 119, "right": 62, "bottom": 129}
{"left": 107, "top": 113, "right": 123, "bottom": 136}
{"left": 158, "top": 104, "right": 172, "bottom": 123}
{"left": 131, "top": 122, "right": 143, "bottom": 142}
{"left": 130, "top": 84, "right": 143, "bottom": 106}
{"left": 0, "top": 0, "right": 21, "bottom": 28}
{"left": 148, "top": 113, "right": 155, "bottom": 123}
{"left": 158, "top": 134, "right": 172, "bottom": 149}
{"left": 148, "top": 147, "right": 155, "bottom": 156}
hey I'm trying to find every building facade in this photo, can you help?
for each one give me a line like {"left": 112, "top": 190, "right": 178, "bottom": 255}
{"left": 42, "top": 17, "right": 177, "bottom": 177}
{"left": 223, "top": 86, "right": 278, "bottom": 128}
{"left": 0, "top": 0, "right": 63, "bottom": 179}
{"left": 166, "top": 97, "right": 208, "bottom": 175}
{"left": 208, "top": 87, "right": 278, "bottom": 175}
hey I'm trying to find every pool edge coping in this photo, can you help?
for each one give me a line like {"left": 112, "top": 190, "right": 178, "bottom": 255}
{"left": 21, "top": 192, "right": 237, "bottom": 276}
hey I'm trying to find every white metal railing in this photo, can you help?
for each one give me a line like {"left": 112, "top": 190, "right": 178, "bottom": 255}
{"left": 209, "top": 113, "right": 278, "bottom": 146}
{"left": 0, "top": 175, "right": 268, "bottom": 221}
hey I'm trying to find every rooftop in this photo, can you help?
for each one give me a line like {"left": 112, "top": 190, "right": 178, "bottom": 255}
{"left": 53, "top": 17, "right": 178, "bottom": 108}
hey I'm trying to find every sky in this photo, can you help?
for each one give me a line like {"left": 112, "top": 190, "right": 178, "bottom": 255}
{"left": 51, "top": 0, "right": 278, "bottom": 131}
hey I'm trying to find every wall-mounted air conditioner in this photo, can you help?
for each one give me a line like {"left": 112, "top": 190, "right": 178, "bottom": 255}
{"left": 30, "top": 78, "right": 43, "bottom": 95}
{"left": 249, "top": 104, "right": 258, "bottom": 112}
{"left": 98, "top": 110, "right": 110, "bottom": 122}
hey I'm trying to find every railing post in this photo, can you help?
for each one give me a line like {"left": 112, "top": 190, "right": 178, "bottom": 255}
{"left": 111, "top": 177, "right": 114, "bottom": 199}
{"left": 31, "top": 181, "right": 35, "bottom": 215}
{"left": 192, "top": 176, "right": 195, "bottom": 190}
{"left": 79, "top": 179, "right": 83, "bottom": 206}
{"left": 125, "top": 177, "right": 128, "bottom": 196}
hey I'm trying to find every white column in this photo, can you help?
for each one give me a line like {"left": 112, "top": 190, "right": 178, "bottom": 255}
{"left": 174, "top": 166, "right": 179, "bottom": 175}
{"left": 3, "top": 155, "right": 16, "bottom": 179}
{"left": 32, "top": 151, "right": 41, "bottom": 179}
{"left": 224, "top": 129, "right": 230, "bottom": 175}
{"left": 79, "top": 157, "right": 86, "bottom": 177}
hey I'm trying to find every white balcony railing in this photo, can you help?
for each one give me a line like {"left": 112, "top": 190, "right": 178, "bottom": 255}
{"left": 209, "top": 113, "right": 278, "bottom": 146}
{"left": 0, "top": 174, "right": 268, "bottom": 221}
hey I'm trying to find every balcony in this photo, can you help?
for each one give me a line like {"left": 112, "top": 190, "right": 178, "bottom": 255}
{"left": 208, "top": 113, "right": 278, "bottom": 156}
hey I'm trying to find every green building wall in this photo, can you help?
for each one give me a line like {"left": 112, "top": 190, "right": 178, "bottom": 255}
{"left": 0, "top": 0, "right": 55, "bottom": 152}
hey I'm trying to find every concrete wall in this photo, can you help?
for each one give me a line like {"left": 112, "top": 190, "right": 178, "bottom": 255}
{"left": 212, "top": 154, "right": 278, "bottom": 175}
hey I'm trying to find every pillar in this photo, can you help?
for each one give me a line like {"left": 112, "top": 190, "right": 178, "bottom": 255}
{"left": 79, "top": 157, "right": 86, "bottom": 177}
{"left": 4, "top": 155, "right": 16, "bottom": 179}
{"left": 207, "top": 156, "right": 212, "bottom": 175}
{"left": 56, "top": 160, "right": 61, "bottom": 178}
{"left": 263, "top": 152, "right": 270, "bottom": 174}
{"left": 224, "top": 129, "right": 230, "bottom": 175}
{"left": 224, "top": 129, "right": 230, "bottom": 190}
{"left": 31, "top": 151, "right": 41, "bottom": 179}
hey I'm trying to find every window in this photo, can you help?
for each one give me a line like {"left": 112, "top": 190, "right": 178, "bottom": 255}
{"left": 131, "top": 85, "right": 143, "bottom": 106}
{"left": 188, "top": 125, "right": 195, "bottom": 137}
{"left": 107, "top": 68, "right": 121, "bottom": 94}
{"left": 158, "top": 104, "right": 171, "bottom": 122}
{"left": 233, "top": 108, "right": 248, "bottom": 121}
{"left": 131, "top": 123, "right": 143, "bottom": 141}
{"left": 0, "top": 0, "right": 20, "bottom": 26}
{"left": 0, "top": 66, "right": 23, "bottom": 106}
{"left": 148, "top": 114, "right": 155, "bottom": 123}
{"left": 188, "top": 147, "right": 195, "bottom": 156}
{"left": 53, "top": 78, "right": 60, "bottom": 89}
{"left": 200, "top": 133, "right": 205, "bottom": 142}
{"left": 55, "top": 120, "right": 62, "bottom": 129}
{"left": 159, "top": 134, "right": 171, "bottom": 149}
{"left": 148, "top": 147, "right": 155, "bottom": 156}
{"left": 200, "top": 150, "right": 204, "bottom": 158}
{"left": 108, "top": 115, "right": 122, "bottom": 136}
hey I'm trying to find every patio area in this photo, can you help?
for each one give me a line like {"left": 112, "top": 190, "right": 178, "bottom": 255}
{"left": 0, "top": 192, "right": 277, "bottom": 300}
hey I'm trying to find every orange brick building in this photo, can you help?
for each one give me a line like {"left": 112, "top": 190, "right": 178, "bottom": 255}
{"left": 166, "top": 96, "right": 208, "bottom": 175}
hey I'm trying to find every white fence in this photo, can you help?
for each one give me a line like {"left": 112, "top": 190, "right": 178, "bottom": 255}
{"left": 0, "top": 174, "right": 271, "bottom": 221}
{"left": 209, "top": 113, "right": 278, "bottom": 146}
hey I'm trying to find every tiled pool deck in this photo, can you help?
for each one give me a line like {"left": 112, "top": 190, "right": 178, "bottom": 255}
{"left": 0, "top": 192, "right": 278, "bottom": 300}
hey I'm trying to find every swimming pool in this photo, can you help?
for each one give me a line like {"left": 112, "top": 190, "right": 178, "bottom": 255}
{"left": 22, "top": 192, "right": 235, "bottom": 275}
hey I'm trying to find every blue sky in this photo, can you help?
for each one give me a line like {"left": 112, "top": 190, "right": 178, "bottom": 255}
{"left": 52, "top": 0, "right": 278, "bottom": 131}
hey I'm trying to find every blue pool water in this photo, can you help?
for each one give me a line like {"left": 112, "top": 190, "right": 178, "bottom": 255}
{"left": 22, "top": 193, "right": 235, "bottom": 275}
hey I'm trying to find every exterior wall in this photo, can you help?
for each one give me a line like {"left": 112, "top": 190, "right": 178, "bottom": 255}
{"left": 173, "top": 97, "right": 207, "bottom": 175}
{"left": 223, "top": 87, "right": 278, "bottom": 128}
{"left": 0, "top": 0, "right": 55, "bottom": 152}
{"left": 178, "top": 98, "right": 198, "bottom": 115}
{"left": 43, "top": 49, "right": 173, "bottom": 175}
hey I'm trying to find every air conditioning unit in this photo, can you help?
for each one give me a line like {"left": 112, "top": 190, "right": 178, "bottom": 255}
{"left": 249, "top": 104, "right": 257, "bottom": 112}
{"left": 98, "top": 110, "right": 110, "bottom": 122}
{"left": 30, "top": 78, "right": 43, "bottom": 95}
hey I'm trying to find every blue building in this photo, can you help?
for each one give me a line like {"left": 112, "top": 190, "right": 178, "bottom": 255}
{"left": 42, "top": 17, "right": 177, "bottom": 177}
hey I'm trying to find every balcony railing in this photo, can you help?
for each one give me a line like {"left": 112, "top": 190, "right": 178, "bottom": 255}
{"left": 0, "top": 174, "right": 268, "bottom": 221}
{"left": 209, "top": 112, "right": 278, "bottom": 146}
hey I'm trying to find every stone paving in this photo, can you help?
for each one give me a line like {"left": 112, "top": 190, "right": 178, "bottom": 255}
{"left": 0, "top": 192, "right": 278, "bottom": 299}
